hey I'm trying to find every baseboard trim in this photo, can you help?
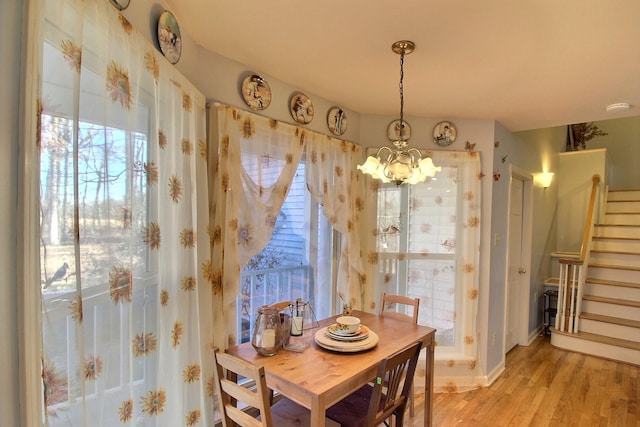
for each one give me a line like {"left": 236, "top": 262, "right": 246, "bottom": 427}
{"left": 485, "top": 360, "right": 505, "bottom": 387}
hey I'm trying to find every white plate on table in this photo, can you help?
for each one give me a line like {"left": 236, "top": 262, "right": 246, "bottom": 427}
{"left": 326, "top": 324, "right": 370, "bottom": 342}
{"left": 315, "top": 327, "right": 378, "bottom": 352}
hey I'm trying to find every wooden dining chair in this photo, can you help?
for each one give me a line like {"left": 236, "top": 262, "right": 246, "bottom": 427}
{"left": 379, "top": 293, "right": 420, "bottom": 325}
{"left": 379, "top": 292, "right": 420, "bottom": 417}
{"left": 213, "top": 347, "right": 339, "bottom": 427}
{"left": 325, "top": 339, "right": 423, "bottom": 427}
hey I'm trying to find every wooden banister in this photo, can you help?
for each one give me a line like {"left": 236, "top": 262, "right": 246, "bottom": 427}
{"left": 579, "top": 174, "right": 601, "bottom": 260}
{"left": 557, "top": 174, "right": 600, "bottom": 333}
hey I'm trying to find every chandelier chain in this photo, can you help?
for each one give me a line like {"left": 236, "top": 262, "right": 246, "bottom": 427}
{"left": 399, "top": 50, "right": 405, "bottom": 138}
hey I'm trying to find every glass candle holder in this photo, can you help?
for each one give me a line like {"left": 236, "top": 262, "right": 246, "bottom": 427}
{"left": 251, "top": 306, "right": 283, "bottom": 356}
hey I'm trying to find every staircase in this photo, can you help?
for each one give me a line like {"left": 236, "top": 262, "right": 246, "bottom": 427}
{"left": 551, "top": 189, "right": 640, "bottom": 366}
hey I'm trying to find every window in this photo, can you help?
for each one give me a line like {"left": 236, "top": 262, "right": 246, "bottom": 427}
{"left": 374, "top": 152, "right": 481, "bottom": 356}
{"left": 36, "top": 3, "right": 211, "bottom": 423}
{"left": 238, "top": 159, "right": 336, "bottom": 342}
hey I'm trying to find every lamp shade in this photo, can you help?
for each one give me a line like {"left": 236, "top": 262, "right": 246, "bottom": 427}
{"left": 538, "top": 172, "right": 554, "bottom": 188}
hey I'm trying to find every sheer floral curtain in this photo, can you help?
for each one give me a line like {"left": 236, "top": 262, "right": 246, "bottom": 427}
{"left": 209, "top": 105, "right": 365, "bottom": 348}
{"left": 37, "top": 0, "right": 213, "bottom": 425}
{"left": 305, "top": 133, "right": 366, "bottom": 310}
{"left": 362, "top": 150, "right": 483, "bottom": 391}
{"left": 430, "top": 151, "right": 483, "bottom": 392}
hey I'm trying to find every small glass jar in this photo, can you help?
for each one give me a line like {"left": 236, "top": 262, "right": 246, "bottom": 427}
{"left": 251, "top": 306, "right": 283, "bottom": 356}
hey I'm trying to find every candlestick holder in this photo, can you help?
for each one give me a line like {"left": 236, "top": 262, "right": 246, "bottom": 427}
{"left": 283, "top": 299, "right": 318, "bottom": 352}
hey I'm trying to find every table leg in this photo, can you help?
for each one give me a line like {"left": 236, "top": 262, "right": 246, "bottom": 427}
{"left": 310, "top": 397, "right": 326, "bottom": 427}
{"left": 424, "top": 342, "right": 434, "bottom": 426}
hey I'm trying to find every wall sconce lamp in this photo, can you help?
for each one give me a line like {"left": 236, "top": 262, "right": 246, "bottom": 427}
{"left": 537, "top": 172, "right": 554, "bottom": 189}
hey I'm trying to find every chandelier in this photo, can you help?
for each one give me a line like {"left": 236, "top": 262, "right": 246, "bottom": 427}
{"left": 358, "top": 40, "right": 441, "bottom": 185}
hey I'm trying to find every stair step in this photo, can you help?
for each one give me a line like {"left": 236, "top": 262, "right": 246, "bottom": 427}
{"left": 584, "top": 279, "right": 640, "bottom": 300}
{"left": 589, "top": 263, "right": 640, "bottom": 272}
{"left": 591, "top": 238, "right": 640, "bottom": 252}
{"left": 588, "top": 264, "right": 640, "bottom": 283}
{"left": 590, "top": 249, "right": 640, "bottom": 256}
{"left": 594, "top": 224, "right": 640, "bottom": 239}
{"left": 605, "top": 211, "right": 640, "bottom": 215}
{"left": 589, "top": 251, "right": 640, "bottom": 268}
{"left": 602, "top": 213, "right": 640, "bottom": 225}
{"left": 582, "top": 294, "right": 640, "bottom": 308}
{"left": 586, "top": 278, "right": 640, "bottom": 290}
{"left": 552, "top": 328, "right": 640, "bottom": 352}
{"left": 607, "top": 190, "right": 640, "bottom": 201}
{"left": 580, "top": 312, "right": 640, "bottom": 329}
{"left": 580, "top": 313, "right": 640, "bottom": 342}
{"left": 606, "top": 201, "right": 640, "bottom": 213}
{"left": 582, "top": 295, "right": 640, "bottom": 319}
{"left": 593, "top": 236, "right": 640, "bottom": 241}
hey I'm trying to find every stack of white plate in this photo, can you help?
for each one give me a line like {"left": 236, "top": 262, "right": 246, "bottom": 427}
{"left": 315, "top": 324, "right": 379, "bottom": 352}
{"left": 325, "top": 324, "right": 370, "bottom": 342}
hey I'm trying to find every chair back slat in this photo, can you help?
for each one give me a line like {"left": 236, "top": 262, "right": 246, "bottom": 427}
{"left": 213, "top": 348, "right": 273, "bottom": 427}
{"left": 367, "top": 339, "right": 423, "bottom": 425}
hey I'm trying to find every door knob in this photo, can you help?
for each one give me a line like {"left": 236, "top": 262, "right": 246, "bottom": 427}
{"left": 518, "top": 268, "right": 526, "bottom": 274}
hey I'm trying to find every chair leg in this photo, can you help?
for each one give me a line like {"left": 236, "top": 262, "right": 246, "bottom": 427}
{"left": 409, "top": 382, "right": 414, "bottom": 418}
{"left": 395, "top": 406, "right": 405, "bottom": 427}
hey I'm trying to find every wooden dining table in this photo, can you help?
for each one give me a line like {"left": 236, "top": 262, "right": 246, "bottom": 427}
{"left": 225, "top": 310, "right": 436, "bottom": 427}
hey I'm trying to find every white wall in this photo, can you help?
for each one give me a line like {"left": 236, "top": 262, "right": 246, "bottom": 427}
{"left": 557, "top": 149, "right": 609, "bottom": 252}
{"left": 492, "top": 125, "right": 566, "bottom": 362}
{"left": 587, "top": 116, "right": 640, "bottom": 190}
{"left": 2, "top": 0, "right": 22, "bottom": 426}
{"left": 121, "top": 1, "right": 362, "bottom": 143}
{"left": 514, "top": 126, "right": 566, "bottom": 333}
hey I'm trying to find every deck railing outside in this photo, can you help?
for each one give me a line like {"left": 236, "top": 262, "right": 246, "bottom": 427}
{"left": 238, "top": 264, "right": 314, "bottom": 343}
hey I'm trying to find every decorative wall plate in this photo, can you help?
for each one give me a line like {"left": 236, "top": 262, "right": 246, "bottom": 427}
{"left": 387, "top": 119, "right": 411, "bottom": 141}
{"left": 241, "top": 74, "right": 271, "bottom": 110}
{"left": 433, "top": 121, "right": 457, "bottom": 146}
{"left": 290, "top": 92, "right": 314, "bottom": 124}
{"left": 109, "top": 0, "right": 130, "bottom": 10}
{"left": 157, "top": 10, "right": 181, "bottom": 64}
{"left": 327, "top": 107, "right": 347, "bottom": 135}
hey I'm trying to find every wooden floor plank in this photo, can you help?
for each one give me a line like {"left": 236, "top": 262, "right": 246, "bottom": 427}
{"left": 410, "top": 335, "right": 640, "bottom": 427}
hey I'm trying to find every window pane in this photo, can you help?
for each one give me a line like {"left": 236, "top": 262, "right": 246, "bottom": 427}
{"left": 376, "top": 166, "right": 459, "bottom": 347}
{"left": 408, "top": 168, "right": 458, "bottom": 254}
{"left": 407, "top": 259, "right": 456, "bottom": 346}
{"left": 40, "top": 116, "right": 149, "bottom": 290}
{"left": 238, "top": 161, "right": 334, "bottom": 343}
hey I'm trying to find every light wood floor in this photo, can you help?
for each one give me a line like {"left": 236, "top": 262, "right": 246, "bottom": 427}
{"left": 409, "top": 335, "right": 639, "bottom": 427}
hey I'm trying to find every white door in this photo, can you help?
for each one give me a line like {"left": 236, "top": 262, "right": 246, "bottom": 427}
{"left": 506, "top": 177, "right": 525, "bottom": 352}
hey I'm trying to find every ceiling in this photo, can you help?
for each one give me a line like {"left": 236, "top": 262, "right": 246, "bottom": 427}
{"left": 166, "top": 0, "right": 640, "bottom": 132}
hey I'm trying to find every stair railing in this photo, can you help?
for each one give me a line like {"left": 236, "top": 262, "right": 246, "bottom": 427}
{"left": 556, "top": 174, "right": 600, "bottom": 333}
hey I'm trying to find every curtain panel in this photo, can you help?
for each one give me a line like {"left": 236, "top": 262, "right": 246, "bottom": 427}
{"left": 431, "top": 151, "right": 483, "bottom": 392}
{"left": 37, "top": 0, "right": 213, "bottom": 425}
{"left": 209, "top": 105, "right": 366, "bottom": 348}
{"left": 361, "top": 150, "right": 484, "bottom": 391}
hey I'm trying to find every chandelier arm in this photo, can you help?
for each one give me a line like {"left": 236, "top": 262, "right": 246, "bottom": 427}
{"left": 375, "top": 146, "right": 394, "bottom": 160}
{"left": 406, "top": 147, "right": 423, "bottom": 157}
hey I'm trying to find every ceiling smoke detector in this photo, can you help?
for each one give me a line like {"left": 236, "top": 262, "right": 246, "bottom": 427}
{"left": 605, "top": 103, "right": 631, "bottom": 112}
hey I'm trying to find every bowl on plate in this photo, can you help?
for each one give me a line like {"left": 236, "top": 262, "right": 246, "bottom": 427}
{"left": 335, "top": 316, "right": 360, "bottom": 334}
